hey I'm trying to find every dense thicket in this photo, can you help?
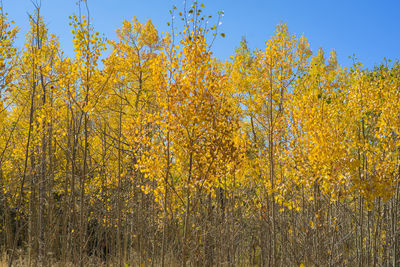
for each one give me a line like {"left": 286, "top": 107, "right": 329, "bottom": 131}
{"left": 1, "top": 1, "right": 400, "bottom": 266}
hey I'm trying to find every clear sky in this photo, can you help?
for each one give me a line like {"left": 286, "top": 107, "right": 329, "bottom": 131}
{"left": 2, "top": 0, "right": 399, "bottom": 69}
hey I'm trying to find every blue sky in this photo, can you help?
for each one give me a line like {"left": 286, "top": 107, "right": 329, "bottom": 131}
{"left": 3, "top": 0, "right": 399, "bottom": 69}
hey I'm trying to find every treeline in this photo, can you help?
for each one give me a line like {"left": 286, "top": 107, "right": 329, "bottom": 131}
{"left": 0, "top": 1, "right": 400, "bottom": 266}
